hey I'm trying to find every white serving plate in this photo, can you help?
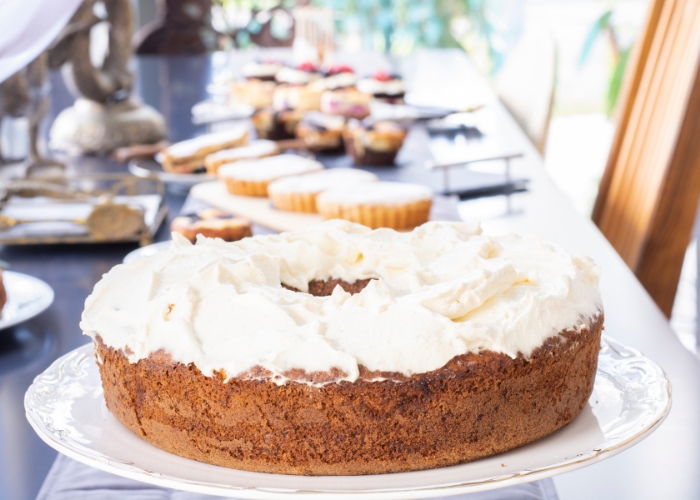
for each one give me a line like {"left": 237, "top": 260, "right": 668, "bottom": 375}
{"left": 128, "top": 159, "right": 215, "bottom": 189}
{"left": 0, "top": 271, "right": 54, "bottom": 330}
{"left": 25, "top": 337, "right": 670, "bottom": 499}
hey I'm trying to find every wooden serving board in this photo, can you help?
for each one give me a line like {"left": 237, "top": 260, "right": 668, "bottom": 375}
{"left": 190, "top": 181, "right": 324, "bottom": 233}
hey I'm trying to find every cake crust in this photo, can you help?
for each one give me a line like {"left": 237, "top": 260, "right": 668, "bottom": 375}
{"left": 95, "top": 286, "right": 603, "bottom": 476}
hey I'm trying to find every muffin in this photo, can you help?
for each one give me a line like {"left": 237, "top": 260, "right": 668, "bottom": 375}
{"left": 219, "top": 154, "right": 324, "bottom": 197}
{"left": 317, "top": 181, "right": 432, "bottom": 229}
{"left": 294, "top": 112, "right": 346, "bottom": 151}
{"left": 252, "top": 108, "right": 304, "bottom": 141}
{"left": 229, "top": 79, "right": 276, "bottom": 109}
{"left": 268, "top": 168, "right": 378, "bottom": 213}
{"left": 170, "top": 209, "right": 252, "bottom": 242}
{"left": 357, "top": 70, "right": 406, "bottom": 103}
{"left": 343, "top": 120, "right": 407, "bottom": 166}
{"left": 320, "top": 88, "right": 371, "bottom": 119}
{"left": 204, "top": 140, "right": 279, "bottom": 174}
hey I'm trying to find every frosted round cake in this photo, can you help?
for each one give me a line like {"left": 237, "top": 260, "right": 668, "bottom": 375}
{"left": 82, "top": 220, "right": 603, "bottom": 476}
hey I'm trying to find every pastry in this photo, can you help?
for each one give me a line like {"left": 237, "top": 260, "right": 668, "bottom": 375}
{"left": 316, "top": 181, "right": 432, "bottom": 229}
{"left": 218, "top": 154, "right": 324, "bottom": 196}
{"left": 82, "top": 220, "right": 604, "bottom": 475}
{"left": 229, "top": 79, "right": 276, "bottom": 109}
{"left": 268, "top": 168, "right": 378, "bottom": 213}
{"left": 157, "top": 127, "right": 248, "bottom": 173}
{"left": 294, "top": 112, "right": 345, "bottom": 151}
{"left": 204, "top": 140, "right": 279, "bottom": 175}
{"left": 357, "top": 70, "right": 406, "bottom": 103}
{"left": 241, "top": 60, "right": 284, "bottom": 81}
{"left": 252, "top": 108, "right": 304, "bottom": 141}
{"left": 343, "top": 120, "right": 407, "bottom": 166}
{"left": 170, "top": 209, "right": 252, "bottom": 242}
{"left": 320, "top": 88, "right": 371, "bottom": 119}
{"left": 275, "top": 62, "right": 322, "bottom": 85}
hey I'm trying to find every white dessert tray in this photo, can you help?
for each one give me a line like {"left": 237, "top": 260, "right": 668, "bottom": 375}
{"left": 0, "top": 271, "right": 54, "bottom": 331}
{"left": 25, "top": 336, "right": 670, "bottom": 499}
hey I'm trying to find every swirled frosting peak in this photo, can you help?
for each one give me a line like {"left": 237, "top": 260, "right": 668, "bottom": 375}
{"left": 81, "top": 220, "right": 602, "bottom": 384}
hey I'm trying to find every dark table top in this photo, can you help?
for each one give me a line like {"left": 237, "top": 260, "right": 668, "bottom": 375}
{"left": 3, "top": 49, "right": 700, "bottom": 500}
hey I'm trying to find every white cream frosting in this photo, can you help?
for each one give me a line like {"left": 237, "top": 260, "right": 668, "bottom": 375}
{"left": 357, "top": 78, "right": 405, "bottom": 96}
{"left": 317, "top": 181, "right": 432, "bottom": 206}
{"left": 163, "top": 127, "right": 248, "bottom": 159}
{"left": 242, "top": 61, "right": 283, "bottom": 79}
{"left": 206, "top": 140, "right": 278, "bottom": 163}
{"left": 268, "top": 168, "right": 378, "bottom": 194}
{"left": 81, "top": 220, "right": 602, "bottom": 385}
{"left": 276, "top": 67, "right": 321, "bottom": 84}
{"left": 218, "top": 154, "right": 324, "bottom": 181}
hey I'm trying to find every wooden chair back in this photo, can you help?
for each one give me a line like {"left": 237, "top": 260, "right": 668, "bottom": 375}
{"left": 592, "top": 0, "right": 700, "bottom": 317}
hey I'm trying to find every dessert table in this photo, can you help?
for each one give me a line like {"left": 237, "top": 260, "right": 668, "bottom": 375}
{"left": 0, "top": 49, "right": 698, "bottom": 500}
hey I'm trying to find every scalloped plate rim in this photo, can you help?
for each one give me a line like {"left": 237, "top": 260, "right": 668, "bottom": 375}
{"left": 25, "top": 336, "right": 671, "bottom": 499}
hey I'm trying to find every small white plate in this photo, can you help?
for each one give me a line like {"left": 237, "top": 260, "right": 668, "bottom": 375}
{"left": 123, "top": 241, "right": 171, "bottom": 264}
{"left": 25, "top": 337, "right": 670, "bottom": 499}
{"left": 128, "top": 159, "right": 215, "bottom": 189}
{"left": 0, "top": 271, "right": 54, "bottom": 330}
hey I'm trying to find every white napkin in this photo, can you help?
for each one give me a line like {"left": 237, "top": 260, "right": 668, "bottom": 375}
{"left": 0, "top": 0, "right": 82, "bottom": 83}
{"left": 37, "top": 454, "right": 559, "bottom": 500}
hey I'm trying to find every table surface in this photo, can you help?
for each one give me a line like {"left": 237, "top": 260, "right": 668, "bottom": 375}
{"left": 0, "top": 49, "right": 698, "bottom": 500}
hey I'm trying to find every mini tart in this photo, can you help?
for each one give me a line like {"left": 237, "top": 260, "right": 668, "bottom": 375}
{"left": 204, "top": 140, "right": 279, "bottom": 175}
{"left": 320, "top": 89, "right": 371, "bottom": 119}
{"left": 294, "top": 112, "right": 346, "bottom": 151}
{"left": 170, "top": 209, "right": 252, "bottom": 242}
{"left": 158, "top": 127, "right": 249, "bottom": 173}
{"left": 252, "top": 109, "right": 304, "bottom": 141}
{"left": 316, "top": 181, "right": 432, "bottom": 229}
{"left": 229, "top": 79, "right": 276, "bottom": 109}
{"left": 343, "top": 121, "right": 407, "bottom": 166}
{"left": 268, "top": 168, "right": 378, "bottom": 213}
{"left": 219, "top": 154, "right": 324, "bottom": 197}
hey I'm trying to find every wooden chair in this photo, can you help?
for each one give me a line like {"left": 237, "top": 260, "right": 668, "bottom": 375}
{"left": 494, "top": 25, "right": 557, "bottom": 156}
{"left": 592, "top": 0, "right": 700, "bottom": 317}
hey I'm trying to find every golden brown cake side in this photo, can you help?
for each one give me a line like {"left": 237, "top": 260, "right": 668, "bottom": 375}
{"left": 95, "top": 308, "right": 602, "bottom": 476}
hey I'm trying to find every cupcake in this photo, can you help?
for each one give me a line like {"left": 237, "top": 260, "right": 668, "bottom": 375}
{"left": 316, "top": 181, "right": 433, "bottom": 230}
{"left": 229, "top": 79, "right": 276, "bottom": 109}
{"left": 357, "top": 70, "right": 405, "bottom": 103}
{"left": 343, "top": 120, "right": 407, "bottom": 166}
{"left": 241, "top": 60, "right": 284, "bottom": 81}
{"left": 316, "top": 65, "right": 357, "bottom": 90}
{"left": 275, "top": 62, "right": 322, "bottom": 85}
{"left": 204, "top": 140, "right": 279, "bottom": 174}
{"left": 320, "top": 88, "right": 371, "bottom": 119}
{"left": 295, "top": 112, "right": 346, "bottom": 151}
{"left": 252, "top": 108, "right": 304, "bottom": 141}
{"left": 268, "top": 168, "right": 378, "bottom": 213}
{"left": 219, "top": 154, "right": 324, "bottom": 197}
{"left": 273, "top": 84, "right": 323, "bottom": 112}
{"left": 170, "top": 209, "right": 252, "bottom": 242}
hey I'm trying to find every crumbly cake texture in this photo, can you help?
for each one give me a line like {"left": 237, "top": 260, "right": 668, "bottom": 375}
{"left": 95, "top": 284, "right": 603, "bottom": 476}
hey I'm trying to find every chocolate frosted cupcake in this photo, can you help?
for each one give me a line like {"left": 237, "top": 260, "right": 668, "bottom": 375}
{"left": 295, "top": 112, "right": 346, "bottom": 152}
{"left": 343, "top": 120, "right": 407, "bottom": 166}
